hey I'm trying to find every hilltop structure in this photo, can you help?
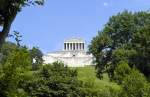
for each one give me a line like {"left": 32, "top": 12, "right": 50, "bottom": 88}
{"left": 43, "top": 38, "right": 94, "bottom": 67}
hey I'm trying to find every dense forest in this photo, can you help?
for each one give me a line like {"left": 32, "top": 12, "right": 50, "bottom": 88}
{"left": 0, "top": 0, "right": 150, "bottom": 97}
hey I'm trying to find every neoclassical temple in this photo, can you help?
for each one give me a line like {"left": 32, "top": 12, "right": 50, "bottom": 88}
{"left": 43, "top": 38, "right": 94, "bottom": 67}
{"left": 64, "top": 38, "right": 85, "bottom": 51}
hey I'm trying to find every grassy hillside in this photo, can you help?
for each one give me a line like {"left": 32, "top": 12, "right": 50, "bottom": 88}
{"left": 76, "top": 66, "right": 120, "bottom": 90}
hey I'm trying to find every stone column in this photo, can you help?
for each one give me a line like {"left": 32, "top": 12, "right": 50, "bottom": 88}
{"left": 70, "top": 43, "right": 72, "bottom": 51}
{"left": 77, "top": 43, "right": 78, "bottom": 50}
{"left": 69, "top": 43, "right": 71, "bottom": 51}
{"left": 72, "top": 43, "right": 73, "bottom": 50}
{"left": 83, "top": 43, "right": 84, "bottom": 50}
{"left": 81, "top": 43, "right": 84, "bottom": 50}
{"left": 72, "top": 43, "right": 74, "bottom": 50}
{"left": 71, "top": 43, "right": 72, "bottom": 50}
{"left": 74, "top": 43, "right": 76, "bottom": 50}
{"left": 68, "top": 43, "right": 70, "bottom": 50}
{"left": 71, "top": 43, "right": 73, "bottom": 50}
{"left": 80, "top": 43, "right": 82, "bottom": 50}
{"left": 79, "top": 43, "right": 81, "bottom": 50}
{"left": 66, "top": 43, "right": 67, "bottom": 50}
{"left": 75, "top": 43, "right": 77, "bottom": 50}
{"left": 74, "top": 43, "right": 75, "bottom": 50}
{"left": 66, "top": 43, "right": 68, "bottom": 50}
{"left": 71, "top": 43, "right": 72, "bottom": 51}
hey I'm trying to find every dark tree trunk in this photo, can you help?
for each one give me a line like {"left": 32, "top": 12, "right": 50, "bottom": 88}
{"left": 0, "top": 13, "right": 17, "bottom": 49}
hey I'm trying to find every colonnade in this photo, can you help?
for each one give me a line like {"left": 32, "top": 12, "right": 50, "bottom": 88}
{"left": 64, "top": 42, "right": 84, "bottom": 51}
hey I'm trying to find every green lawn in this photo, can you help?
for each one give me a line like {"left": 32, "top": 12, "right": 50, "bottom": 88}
{"left": 76, "top": 66, "right": 120, "bottom": 90}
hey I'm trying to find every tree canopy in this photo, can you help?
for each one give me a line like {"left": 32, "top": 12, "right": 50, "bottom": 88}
{"left": 89, "top": 10, "right": 150, "bottom": 79}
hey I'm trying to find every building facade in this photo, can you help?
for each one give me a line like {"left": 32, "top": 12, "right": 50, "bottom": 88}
{"left": 43, "top": 38, "right": 94, "bottom": 67}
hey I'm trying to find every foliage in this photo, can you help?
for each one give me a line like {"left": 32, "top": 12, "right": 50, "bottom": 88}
{"left": 121, "top": 68, "right": 150, "bottom": 97}
{"left": 22, "top": 62, "right": 83, "bottom": 97}
{"left": 6, "top": 48, "right": 32, "bottom": 69}
{"left": 29, "top": 47, "right": 43, "bottom": 70}
{"left": 89, "top": 32, "right": 112, "bottom": 79}
{"left": 113, "top": 61, "right": 131, "bottom": 84}
{"left": 80, "top": 86, "right": 120, "bottom": 97}
{"left": 131, "top": 25, "right": 150, "bottom": 77}
{"left": 13, "top": 31, "right": 22, "bottom": 47}
{"left": 0, "top": 41, "right": 18, "bottom": 64}
{"left": 89, "top": 10, "right": 150, "bottom": 79}
{"left": 0, "top": 47, "right": 32, "bottom": 97}
{"left": 1, "top": 42, "right": 150, "bottom": 97}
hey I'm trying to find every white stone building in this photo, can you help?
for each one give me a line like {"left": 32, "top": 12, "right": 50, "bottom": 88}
{"left": 43, "top": 38, "right": 94, "bottom": 67}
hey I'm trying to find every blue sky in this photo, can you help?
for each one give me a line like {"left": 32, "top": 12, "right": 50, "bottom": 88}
{"left": 9, "top": 0, "right": 150, "bottom": 53}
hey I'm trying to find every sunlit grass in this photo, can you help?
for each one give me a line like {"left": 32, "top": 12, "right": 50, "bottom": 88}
{"left": 75, "top": 66, "right": 120, "bottom": 90}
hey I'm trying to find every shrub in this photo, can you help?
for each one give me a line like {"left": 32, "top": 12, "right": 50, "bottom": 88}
{"left": 113, "top": 61, "right": 131, "bottom": 84}
{"left": 23, "top": 62, "right": 82, "bottom": 97}
{"left": 121, "top": 68, "right": 150, "bottom": 97}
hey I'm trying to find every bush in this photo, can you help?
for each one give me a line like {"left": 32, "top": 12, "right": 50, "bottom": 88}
{"left": 80, "top": 86, "right": 120, "bottom": 97}
{"left": 114, "top": 61, "right": 131, "bottom": 84}
{"left": 0, "top": 47, "right": 32, "bottom": 97}
{"left": 121, "top": 68, "right": 150, "bottom": 97}
{"left": 23, "top": 62, "right": 82, "bottom": 97}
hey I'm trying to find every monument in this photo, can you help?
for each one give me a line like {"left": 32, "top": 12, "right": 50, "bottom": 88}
{"left": 43, "top": 38, "right": 94, "bottom": 67}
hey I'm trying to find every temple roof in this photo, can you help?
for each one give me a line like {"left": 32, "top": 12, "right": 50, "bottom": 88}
{"left": 64, "top": 38, "right": 84, "bottom": 43}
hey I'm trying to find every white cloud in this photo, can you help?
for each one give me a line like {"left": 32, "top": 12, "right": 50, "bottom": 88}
{"left": 103, "top": 2, "right": 109, "bottom": 6}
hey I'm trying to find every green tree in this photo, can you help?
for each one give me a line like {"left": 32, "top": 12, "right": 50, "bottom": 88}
{"left": 131, "top": 25, "right": 150, "bottom": 77}
{"left": 89, "top": 10, "right": 150, "bottom": 79}
{"left": 23, "top": 62, "right": 82, "bottom": 97}
{"left": 89, "top": 32, "right": 112, "bottom": 79}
